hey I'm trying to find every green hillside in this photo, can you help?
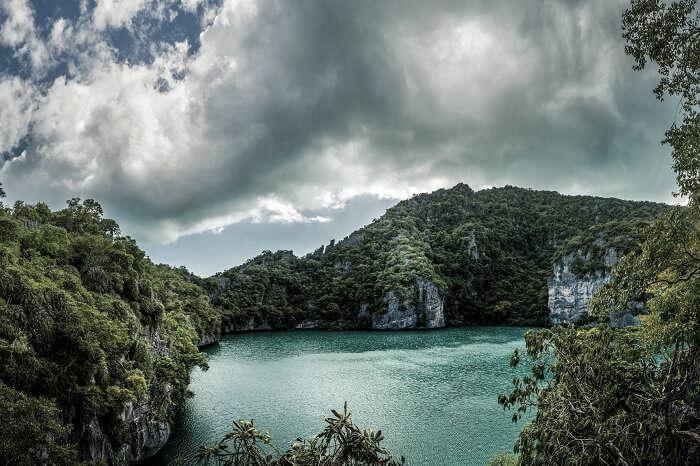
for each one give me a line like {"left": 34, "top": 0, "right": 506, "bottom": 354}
{"left": 0, "top": 184, "right": 671, "bottom": 463}
{"left": 205, "top": 184, "right": 668, "bottom": 328}
{"left": 0, "top": 196, "right": 217, "bottom": 463}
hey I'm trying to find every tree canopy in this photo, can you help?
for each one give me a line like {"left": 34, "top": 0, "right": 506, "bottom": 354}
{"left": 0, "top": 197, "right": 217, "bottom": 463}
{"left": 208, "top": 186, "right": 667, "bottom": 330}
{"left": 498, "top": 2, "right": 700, "bottom": 464}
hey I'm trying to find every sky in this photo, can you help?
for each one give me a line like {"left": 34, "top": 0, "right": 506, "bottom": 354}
{"left": 0, "top": 0, "right": 681, "bottom": 276}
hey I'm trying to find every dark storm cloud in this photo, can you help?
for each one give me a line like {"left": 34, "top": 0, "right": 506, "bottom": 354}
{"left": 0, "top": 0, "right": 679, "bottom": 242}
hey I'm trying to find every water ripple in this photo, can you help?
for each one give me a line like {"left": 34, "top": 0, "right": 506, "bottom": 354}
{"left": 150, "top": 327, "right": 534, "bottom": 466}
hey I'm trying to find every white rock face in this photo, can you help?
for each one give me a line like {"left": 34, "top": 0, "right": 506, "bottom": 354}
{"left": 548, "top": 248, "right": 618, "bottom": 325}
{"left": 467, "top": 230, "right": 479, "bottom": 260}
{"left": 372, "top": 278, "right": 445, "bottom": 330}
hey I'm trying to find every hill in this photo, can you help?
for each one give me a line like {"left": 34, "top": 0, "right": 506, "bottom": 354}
{"left": 0, "top": 184, "right": 670, "bottom": 463}
{"left": 202, "top": 184, "right": 669, "bottom": 332}
{"left": 0, "top": 197, "right": 220, "bottom": 463}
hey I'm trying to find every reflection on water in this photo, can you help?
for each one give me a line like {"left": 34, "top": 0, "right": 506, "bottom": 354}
{"left": 151, "top": 327, "right": 533, "bottom": 466}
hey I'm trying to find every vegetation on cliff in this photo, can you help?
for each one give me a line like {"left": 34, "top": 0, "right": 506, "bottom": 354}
{"left": 554, "top": 219, "right": 655, "bottom": 276}
{"left": 0, "top": 194, "right": 216, "bottom": 463}
{"left": 206, "top": 186, "right": 667, "bottom": 328}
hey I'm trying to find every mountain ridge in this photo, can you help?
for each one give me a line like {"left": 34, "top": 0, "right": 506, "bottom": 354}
{"left": 0, "top": 182, "right": 673, "bottom": 463}
{"left": 198, "top": 183, "right": 670, "bottom": 333}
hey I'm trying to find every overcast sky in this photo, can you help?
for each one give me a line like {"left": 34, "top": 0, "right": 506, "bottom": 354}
{"left": 0, "top": 0, "right": 680, "bottom": 275}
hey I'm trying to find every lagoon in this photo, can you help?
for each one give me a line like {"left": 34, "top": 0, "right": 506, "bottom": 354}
{"left": 152, "top": 327, "right": 532, "bottom": 465}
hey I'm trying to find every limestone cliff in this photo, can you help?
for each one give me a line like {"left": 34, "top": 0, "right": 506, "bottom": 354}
{"left": 83, "top": 402, "right": 171, "bottom": 463}
{"left": 372, "top": 279, "right": 445, "bottom": 330}
{"left": 548, "top": 248, "right": 618, "bottom": 325}
{"left": 81, "top": 326, "right": 176, "bottom": 463}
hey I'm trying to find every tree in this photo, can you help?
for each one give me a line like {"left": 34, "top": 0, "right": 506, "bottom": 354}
{"left": 623, "top": 0, "right": 700, "bottom": 200}
{"left": 0, "top": 381, "right": 78, "bottom": 465}
{"left": 0, "top": 198, "right": 217, "bottom": 463}
{"left": 498, "top": 2, "right": 700, "bottom": 464}
{"left": 198, "top": 403, "right": 404, "bottom": 466}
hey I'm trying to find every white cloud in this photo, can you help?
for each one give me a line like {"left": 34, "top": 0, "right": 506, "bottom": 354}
{"left": 180, "top": 0, "right": 204, "bottom": 13}
{"left": 48, "top": 18, "right": 74, "bottom": 53}
{"left": 0, "top": 0, "right": 33, "bottom": 46}
{"left": 0, "top": 0, "right": 680, "bottom": 244}
{"left": 0, "top": 76, "right": 35, "bottom": 153}
{"left": 92, "top": 0, "right": 148, "bottom": 31}
{"left": 0, "top": 0, "right": 50, "bottom": 72}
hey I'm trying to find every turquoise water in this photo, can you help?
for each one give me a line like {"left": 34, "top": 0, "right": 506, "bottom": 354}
{"left": 152, "top": 327, "right": 533, "bottom": 465}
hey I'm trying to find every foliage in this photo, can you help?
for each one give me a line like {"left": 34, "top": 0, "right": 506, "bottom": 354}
{"left": 499, "top": 3, "right": 700, "bottom": 464}
{"left": 198, "top": 403, "right": 404, "bottom": 466}
{"left": 209, "top": 185, "right": 667, "bottom": 328}
{"left": 500, "top": 324, "right": 699, "bottom": 464}
{"left": 552, "top": 219, "right": 656, "bottom": 276}
{"left": 487, "top": 452, "right": 518, "bottom": 466}
{"left": 0, "top": 197, "right": 215, "bottom": 462}
{"left": 198, "top": 419, "right": 276, "bottom": 466}
{"left": 623, "top": 0, "right": 700, "bottom": 200}
{"left": 0, "top": 381, "right": 77, "bottom": 465}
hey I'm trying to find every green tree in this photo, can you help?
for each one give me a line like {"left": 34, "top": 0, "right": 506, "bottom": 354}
{"left": 623, "top": 0, "right": 700, "bottom": 200}
{"left": 198, "top": 403, "right": 404, "bottom": 466}
{"left": 499, "top": 2, "right": 700, "bottom": 464}
{"left": 0, "top": 198, "right": 217, "bottom": 463}
{"left": 0, "top": 381, "right": 78, "bottom": 465}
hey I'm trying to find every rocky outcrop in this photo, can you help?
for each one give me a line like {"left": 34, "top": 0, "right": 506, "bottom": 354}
{"left": 236, "top": 316, "right": 272, "bottom": 332}
{"left": 198, "top": 333, "right": 219, "bottom": 347}
{"left": 198, "top": 316, "right": 276, "bottom": 347}
{"left": 217, "top": 316, "right": 272, "bottom": 336}
{"left": 548, "top": 248, "right": 618, "bottom": 325}
{"left": 467, "top": 230, "right": 479, "bottom": 260}
{"left": 81, "top": 326, "right": 174, "bottom": 464}
{"left": 83, "top": 402, "right": 171, "bottom": 463}
{"left": 295, "top": 320, "right": 321, "bottom": 329}
{"left": 338, "top": 231, "right": 364, "bottom": 247}
{"left": 372, "top": 278, "right": 445, "bottom": 330}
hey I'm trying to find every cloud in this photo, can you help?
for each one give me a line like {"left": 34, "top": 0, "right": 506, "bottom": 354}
{"left": 92, "top": 0, "right": 149, "bottom": 31}
{"left": 49, "top": 18, "right": 73, "bottom": 52}
{"left": 0, "top": 0, "right": 50, "bottom": 73}
{"left": 0, "top": 0, "right": 680, "bottom": 243}
{"left": 0, "top": 76, "right": 34, "bottom": 153}
{"left": 180, "top": 0, "right": 206, "bottom": 13}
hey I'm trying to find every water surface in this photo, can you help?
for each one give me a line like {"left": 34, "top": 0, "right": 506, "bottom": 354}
{"left": 153, "top": 327, "right": 532, "bottom": 465}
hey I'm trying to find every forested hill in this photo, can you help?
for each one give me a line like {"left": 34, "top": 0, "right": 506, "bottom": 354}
{"left": 0, "top": 197, "right": 221, "bottom": 463}
{"left": 0, "top": 184, "right": 670, "bottom": 463}
{"left": 202, "top": 184, "right": 669, "bottom": 331}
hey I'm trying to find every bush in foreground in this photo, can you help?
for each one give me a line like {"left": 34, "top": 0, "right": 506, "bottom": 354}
{"left": 198, "top": 403, "right": 404, "bottom": 466}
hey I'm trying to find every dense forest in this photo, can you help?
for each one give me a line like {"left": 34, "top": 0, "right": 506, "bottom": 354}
{"left": 203, "top": 185, "right": 668, "bottom": 329}
{"left": 1, "top": 0, "right": 698, "bottom": 464}
{"left": 0, "top": 194, "right": 220, "bottom": 463}
{"left": 0, "top": 184, "right": 669, "bottom": 464}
